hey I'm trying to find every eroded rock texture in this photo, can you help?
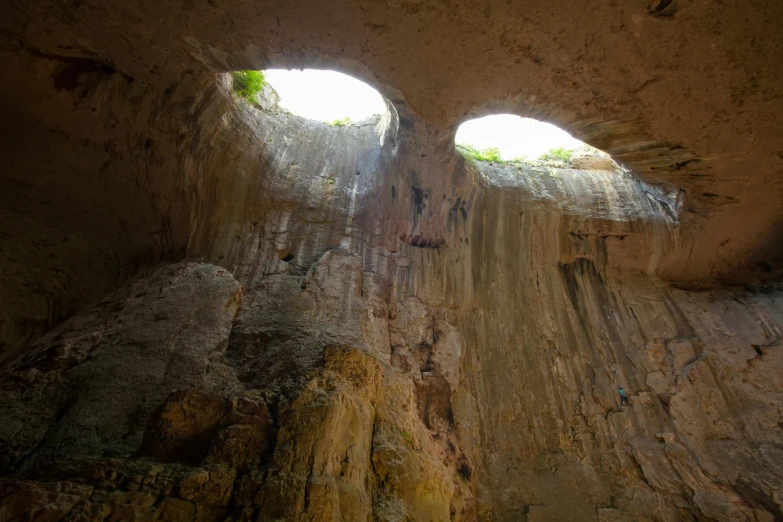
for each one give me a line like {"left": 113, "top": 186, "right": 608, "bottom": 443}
{"left": 1, "top": 0, "right": 783, "bottom": 520}
{"left": 0, "top": 260, "right": 474, "bottom": 521}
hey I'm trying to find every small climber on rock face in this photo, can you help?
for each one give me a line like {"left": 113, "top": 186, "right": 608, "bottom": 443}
{"left": 618, "top": 386, "right": 631, "bottom": 406}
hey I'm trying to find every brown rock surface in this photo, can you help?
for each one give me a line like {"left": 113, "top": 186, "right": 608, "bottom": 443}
{"left": 1, "top": 1, "right": 783, "bottom": 520}
{"left": 0, "top": 262, "right": 243, "bottom": 471}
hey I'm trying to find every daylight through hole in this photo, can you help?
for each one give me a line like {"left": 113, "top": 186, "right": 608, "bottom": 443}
{"left": 263, "top": 69, "right": 386, "bottom": 124}
{"left": 455, "top": 114, "right": 603, "bottom": 165}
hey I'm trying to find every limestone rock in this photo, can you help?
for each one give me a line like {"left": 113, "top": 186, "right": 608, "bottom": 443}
{"left": 0, "top": 262, "right": 243, "bottom": 472}
{"left": 137, "top": 390, "right": 228, "bottom": 466}
{"left": 255, "top": 83, "right": 281, "bottom": 112}
{"left": 179, "top": 466, "right": 237, "bottom": 507}
{"left": 254, "top": 347, "right": 381, "bottom": 521}
{"left": 2, "top": 1, "right": 783, "bottom": 519}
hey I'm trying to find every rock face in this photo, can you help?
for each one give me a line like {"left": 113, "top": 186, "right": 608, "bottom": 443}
{"left": 0, "top": 262, "right": 244, "bottom": 472}
{"left": 0, "top": 262, "right": 472, "bottom": 520}
{"left": 1, "top": 1, "right": 783, "bottom": 520}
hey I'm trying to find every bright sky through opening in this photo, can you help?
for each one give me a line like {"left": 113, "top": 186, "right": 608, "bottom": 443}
{"left": 264, "top": 69, "right": 386, "bottom": 122}
{"left": 264, "top": 71, "right": 586, "bottom": 157}
{"left": 456, "top": 115, "right": 586, "bottom": 160}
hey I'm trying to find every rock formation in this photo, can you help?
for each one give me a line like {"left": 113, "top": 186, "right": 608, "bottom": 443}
{"left": 1, "top": 1, "right": 782, "bottom": 520}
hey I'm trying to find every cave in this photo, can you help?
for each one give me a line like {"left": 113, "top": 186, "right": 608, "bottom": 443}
{"left": 1, "top": 1, "right": 782, "bottom": 521}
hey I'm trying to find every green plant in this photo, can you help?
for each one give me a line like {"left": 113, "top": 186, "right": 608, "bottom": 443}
{"left": 456, "top": 143, "right": 504, "bottom": 163}
{"left": 401, "top": 430, "right": 413, "bottom": 443}
{"left": 330, "top": 117, "right": 351, "bottom": 127}
{"left": 538, "top": 147, "right": 573, "bottom": 163}
{"left": 232, "top": 70, "right": 266, "bottom": 103}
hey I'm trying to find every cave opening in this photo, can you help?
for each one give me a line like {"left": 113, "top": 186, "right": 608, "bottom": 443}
{"left": 455, "top": 114, "right": 682, "bottom": 224}
{"left": 243, "top": 68, "right": 387, "bottom": 125}
{"left": 455, "top": 114, "right": 613, "bottom": 168}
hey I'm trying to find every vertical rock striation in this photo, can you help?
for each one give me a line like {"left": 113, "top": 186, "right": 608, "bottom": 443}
{"left": 1, "top": 95, "right": 779, "bottom": 519}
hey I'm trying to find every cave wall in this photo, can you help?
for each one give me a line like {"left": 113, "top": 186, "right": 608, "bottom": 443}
{"left": 446, "top": 166, "right": 783, "bottom": 519}
{"left": 2, "top": 96, "right": 780, "bottom": 519}
{"left": 1, "top": 0, "right": 783, "bottom": 520}
{"left": 0, "top": 51, "right": 230, "bottom": 355}
{"left": 3, "top": 0, "right": 783, "bottom": 351}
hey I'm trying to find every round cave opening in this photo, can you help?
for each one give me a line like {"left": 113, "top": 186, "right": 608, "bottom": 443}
{"left": 232, "top": 68, "right": 387, "bottom": 125}
{"left": 455, "top": 114, "right": 613, "bottom": 168}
